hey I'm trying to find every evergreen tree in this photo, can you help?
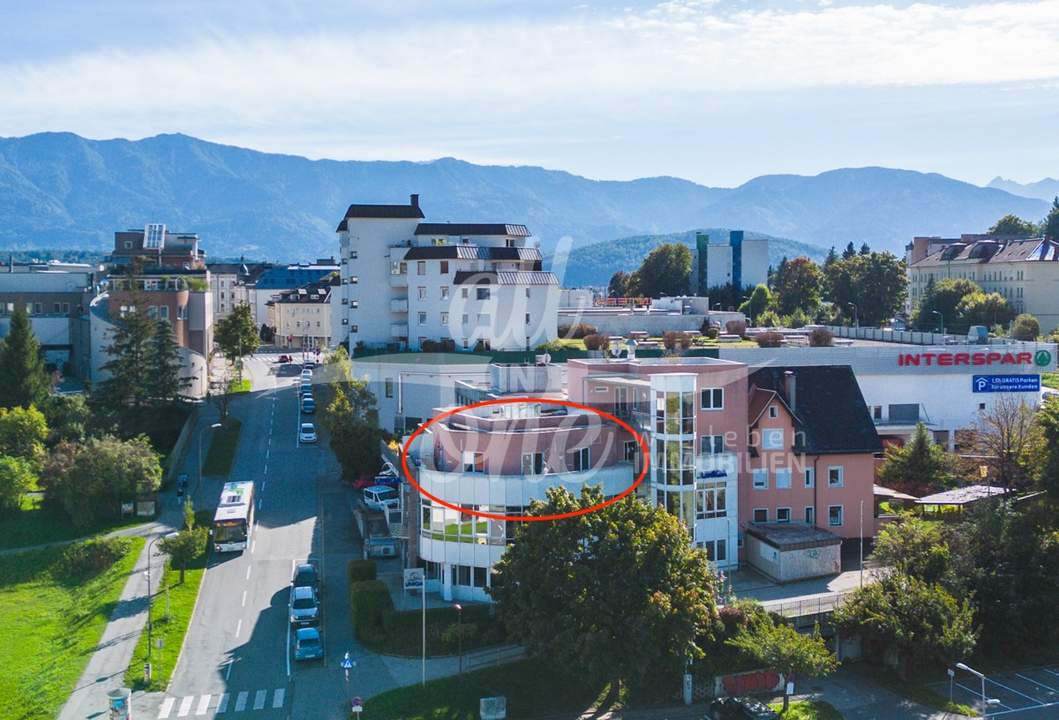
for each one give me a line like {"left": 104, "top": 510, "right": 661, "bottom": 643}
{"left": 1043, "top": 196, "right": 1059, "bottom": 241}
{"left": 859, "top": 242, "right": 871, "bottom": 255}
{"left": 95, "top": 305, "right": 157, "bottom": 411}
{"left": 877, "top": 422, "right": 955, "bottom": 495}
{"left": 144, "top": 319, "right": 190, "bottom": 404}
{"left": 842, "top": 241, "right": 857, "bottom": 259}
{"left": 0, "top": 307, "right": 49, "bottom": 408}
{"left": 823, "top": 246, "right": 839, "bottom": 269}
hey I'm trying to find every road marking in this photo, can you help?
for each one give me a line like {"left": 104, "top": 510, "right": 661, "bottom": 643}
{"left": 251, "top": 540, "right": 256, "bottom": 554}
{"left": 989, "top": 701, "right": 1059, "bottom": 717}
{"left": 955, "top": 682, "right": 1011, "bottom": 710}
{"left": 272, "top": 689, "right": 285, "bottom": 708}
{"left": 235, "top": 618, "right": 242, "bottom": 638}
{"left": 195, "top": 694, "right": 210, "bottom": 716}
{"left": 216, "top": 693, "right": 229, "bottom": 714}
{"left": 234, "top": 691, "right": 248, "bottom": 712}
{"left": 989, "top": 677, "right": 1045, "bottom": 704}
{"left": 1017, "top": 673, "right": 1059, "bottom": 695}
{"left": 253, "top": 690, "right": 266, "bottom": 710}
{"left": 1044, "top": 668, "right": 1059, "bottom": 680}
{"left": 241, "top": 590, "right": 247, "bottom": 607}
{"left": 246, "top": 566, "right": 252, "bottom": 580}
{"left": 177, "top": 696, "right": 193, "bottom": 717}
{"left": 157, "top": 697, "right": 175, "bottom": 719}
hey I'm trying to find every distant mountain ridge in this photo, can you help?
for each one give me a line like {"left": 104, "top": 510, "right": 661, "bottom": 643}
{"left": 0, "top": 131, "right": 1048, "bottom": 261}
{"left": 551, "top": 229, "right": 825, "bottom": 288}
{"left": 987, "top": 176, "right": 1059, "bottom": 203}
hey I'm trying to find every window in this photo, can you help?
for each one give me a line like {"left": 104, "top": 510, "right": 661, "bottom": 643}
{"left": 351, "top": 324, "right": 358, "bottom": 333}
{"left": 828, "top": 505, "right": 844, "bottom": 527}
{"left": 441, "top": 286, "right": 449, "bottom": 300}
{"left": 775, "top": 469, "right": 791, "bottom": 489}
{"left": 461, "top": 313, "right": 469, "bottom": 325}
{"left": 477, "top": 313, "right": 490, "bottom": 325}
{"left": 525, "top": 288, "right": 531, "bottom": 298}
{"left": 417, "top": 286, "right": 427, "bottom": 300}
{"left": 384, "top": 379, "right": 394, "bottom": 398}
{"left": 463, "top": 452, "right": 485, "bottom": 473}
{"left": 828, "top": 466, "right": 844, "bottom": 487}
{"left": 701, "top": 435, "right": 724, "bottom": 455}
{"left": 418, "top": 312, "right": 427, "bottom": 324}
{"left": 476, "top": 287, "right": 491, "bottom": 301}
{"left": 804, "top": 506, "right": 816, "bottom": 525}
{"left": 762, "top": 429, "right": 784, "bottom": 450}
{"left": 768, "top": 405, "right": 778, "bottom": 418}
{"left": 123, "top": 241, "right": 133, "bottom": 249}
{"left": 701, "top": 387, "right": 723, "bottom": 409}
{"left": 417, "top": 261, "right": 426, "bottom": 275}
{"left": 350, "top": 250, "right": 358, "bottom": 260}
{"left": 33, "top": 302, "right": 42, "bottom": 315}
{"left": 871, "top": 405, "right": 883, "bottom": 421}
{"left": 61, "top": 302, "right": 71, "bottom": 314}
{"left": 159, "top": 305, "right": 169, "bottom": 320}
{"left": 571, "top": 447, "right": 591, "bottom": 472}
{"left": 695, "top": 483, "right": 726, "bottom": 520}
{"left": 624, "top": 440, "right": 638, "bottom": 462}
{"left": 440, "top": 261, "right": 449, "bottom": 274}
{"left": 350, "top": 276, "right": 358, "bottom": 284}
{"left": 441, "top": 312, "right": 449, "bottom": 326}
{"left": 53, "top": 302, "right": 61, "bottom": 314}
{"left": 776, "top": 507, "right": 791, "bottom": 523}
{"left": 702, "top": 538, "right": 727, "bottom": 563}
{"left": 753, "top": 508, "right": 768, "bottom": 523}
{"left": 461, "top": 288, "right": 469, "bottom": 299}
{"left": 351, "top": 300, "right": 359, "bottom": 309}
{"left": 525, "top": 313, "right": 531, "bottom": 324}
{"left": 752, "top": 468, "right": 768, "bottom": 489}
{"left": 521, "top": 453, "right": 544, "bottom": 475}
{"left": 803, "top": 467, "right": 815, "bottom": 488}
{"left": 473, "top": 566, "right": 487, "bottom": 587}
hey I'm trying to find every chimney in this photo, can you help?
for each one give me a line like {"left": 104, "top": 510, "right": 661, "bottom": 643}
{"left": 410, "top": 193, "right": 419, "bottom": 209}
{"left": 784, "top": 370, "right": 796, "bottom": 414}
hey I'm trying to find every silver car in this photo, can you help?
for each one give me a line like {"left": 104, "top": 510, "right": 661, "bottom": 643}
{"left": 289, "top": 585, "right": 320, "bottom": 626}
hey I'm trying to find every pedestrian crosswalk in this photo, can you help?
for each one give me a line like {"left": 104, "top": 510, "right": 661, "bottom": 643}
{"left": 156, "top": 689, "right": 285, "bottom": 718}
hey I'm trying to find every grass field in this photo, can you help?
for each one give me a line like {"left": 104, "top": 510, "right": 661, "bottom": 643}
{"left": 0, "top": 495, "right": 146, "bottom": 551}
{"left": 202, "top": 418, "right": 243, "bottom": 476}
{"left": 125, "top": 552, "right": 207, "bottom": 691}
{"left": 227, "top": 378, "right": 251, "bottom": 394}
{"left": 0, "top": 537, "right": 145, "bottom": 720}
{"left": 1043, "top": 372, "right": 1058, "bottom": 390}
{"left": 771, "top": 699, "right": 843, "bottom": 719}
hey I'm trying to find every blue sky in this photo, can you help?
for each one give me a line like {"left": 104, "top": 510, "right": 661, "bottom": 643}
{"left": 1, "top": 0, "right": 1057, "bottom": 187}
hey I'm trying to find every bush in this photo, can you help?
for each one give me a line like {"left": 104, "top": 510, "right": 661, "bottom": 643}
{"left": 756, "top": 309, "right": 782, "bottom": 328}
{"left": 349, "top": 579, "right": 394, "bottom": 643}
{"left": 421, "top": 339, "right": 456, "bottom": 352}
{"left": 809, "top": 327, "right": 834, "bottom": 347}
{"left": 440, "top": 622, "right": 480, "bottom": 650}
{"left": 57, "top": 537, "right": 133, "bottom": 578}
{"left": 755, "top": 331, "right": 785, "bottom": 348}
{"left": 534, "top": 340, "right": 565, "bottom": 353}
{"left": 705, "top": 325, "right": 719, "bottom": 340}
{"left": 348, "top": 558, "right": 377, "bottom": 583}
{"left": 725, "top": 319, "right": 747, "bottom": 337}
{"left": 582, "top": 334, "right": 607, "bottom": 351}
{"left": 559, "top": 323, "right": 597, "bottom": 339}
{"left": 1011, "top": 313, "right": 1040, "bottom": 340}
{"left": 663, "top": 331, "right": 693, "bottom": 351}
{"left": 787, "top": 308, "right": 810, "bottom": 328}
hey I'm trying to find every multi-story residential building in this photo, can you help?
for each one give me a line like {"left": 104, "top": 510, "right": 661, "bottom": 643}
{"left": 690, "top": 230, "right": 769, "bottom": 296}
{"left": 335, "top": 195, "right": 559, "bottom": 351}
{"left": 907, "top": 234, "right": 1059, "bottom": 332}
{"left": 110, "top": 224, "right": 205, "bottom": 270}
{"left": 267, "top": 276, "right": 335, "bottom": 350}
{"left": 0, "top": 261, "right": 100, "bottom": 376}
{"left": 207, "top": 261, "right": 271, "bottom": 321}
{"left": 250, "top": 261, "right": 338, "bottom": 329}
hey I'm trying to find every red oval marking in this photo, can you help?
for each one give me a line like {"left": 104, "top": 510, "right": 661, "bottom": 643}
{"left": 399, "top": 397, "right": 650, "bottom": 522}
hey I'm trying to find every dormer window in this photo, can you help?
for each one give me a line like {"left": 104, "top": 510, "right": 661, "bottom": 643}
{"left": 768, "top": 405, "right": 778, "bottom": 418}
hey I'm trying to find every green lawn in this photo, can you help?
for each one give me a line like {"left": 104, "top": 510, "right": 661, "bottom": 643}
{"left": 227, "top": 378, "right": 251, "bottom": 394}
{"left": 201, "top": 418, "right": 242, "bottom": 476}
{"left": 363, "top": 658, "right": 616, "bottom": 719}
{"left": 771, "top": 699, "right": 843, "bottom": 719}
{"left": 1043, "top": 372, "right": 1059, "bottom": 390}
{"left": 0, "top": 495, "right": 146, "bottom": 551}
{"left": 0, "top": 537, "right": 145, "bottom": 720}
{"left": 125, "top": 552, "right": 207, "bottom": 691}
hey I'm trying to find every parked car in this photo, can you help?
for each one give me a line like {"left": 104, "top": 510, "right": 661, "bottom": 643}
{"left": 304, "top": 359, "right": 316, "bottom": 369}
{"left": 278, "top": 354, "right": 292, "bottom": 363}
{"left": 363, "top": 485, "right": 399, "bottom": 511}
{"left": 288, "top": 585, "right": 320, "bottom": 626}
{"left": 353, "top": 472, "right": 398, "bottom": 490}
{"left": 299, "top": 422, "right": 317, "bottom": 444}
{"left": 300, "top": 368, "right": 313, "bottom": 380}
{"left": 294, "top": 626, "right": 324, "bottom": 661}
{"left": 301, "top": 397, "right": 316, "bottom": 414}
{"left": 707, "top": 697, "right": 779, "bottom": 720}
{"left": 291, "top": 562, "right": 319, "bottom": 592}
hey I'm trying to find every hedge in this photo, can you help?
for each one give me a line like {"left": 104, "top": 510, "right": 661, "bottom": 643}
{"left": 349, "top": 579, "right": 394, "bottom": 643}
{"left": 347, "top": 558, "right": 377, "bottom": 584}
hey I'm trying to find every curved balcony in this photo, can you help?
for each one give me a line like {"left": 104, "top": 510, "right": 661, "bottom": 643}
{"left": 418, "top": 461, "right": 635, "bottom": 508}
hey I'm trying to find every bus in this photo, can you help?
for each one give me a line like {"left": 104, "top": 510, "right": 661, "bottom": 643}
{"left": 212, "top": 481, "right": 255, "bottom": 553}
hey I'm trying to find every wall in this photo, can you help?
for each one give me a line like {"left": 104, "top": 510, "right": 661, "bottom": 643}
{"left": 557, "top": 310, "right": 709, "bottom": 336}
{"left": 745, "top": 534, "right": 841, "bottom": 583}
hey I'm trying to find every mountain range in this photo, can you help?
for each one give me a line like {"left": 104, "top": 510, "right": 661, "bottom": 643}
{"left": 987, "top": 176, "right": 1059, "bottom": 203}
{"left": 0, "top": 131, "right": 1050, "bottom": 263}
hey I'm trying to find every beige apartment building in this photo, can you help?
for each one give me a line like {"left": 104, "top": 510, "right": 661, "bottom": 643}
{"left": 267, "top": 277, "right": 334, "bottom": 349}
{"left": 907, "top": 234, "right": 1059, "bottom": 333}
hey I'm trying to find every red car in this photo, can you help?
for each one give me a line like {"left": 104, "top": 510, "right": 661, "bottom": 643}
{"left": 278, "top": 354, "right": 292, "bottom": 363}
{"left": 352, "top": 472, "right": 399, "bottom": 490}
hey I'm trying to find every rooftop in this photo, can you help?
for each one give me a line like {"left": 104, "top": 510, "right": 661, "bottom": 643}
{"left": 745, "top": 523, "right": 843, "bottom": 550}
{"left": 915, "top": 485, "right": 1012, "bottom": 506}
{"left": 414, "top": 223, "right": 530, "bottom": 237}
{"left": 338, "top": 195, "right": 425, "bottom": 227}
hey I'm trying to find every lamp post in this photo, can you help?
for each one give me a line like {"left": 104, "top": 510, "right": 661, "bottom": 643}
{"left": 454, "top": 603, "right": 464, "bottom": 674}
{"left": 196, "top": 422, "right": 223, "bottom": 495}
{"left": 145, "top": 532, "right": 179, "bottom": 662}
{"left": 956, "top": 662, "right": 1000, "bottom": 717}
{"left": 847, "top": 303, "right": 859, "bottom": 328}
{"left": 931, "top": 309, "right": 944, "bottom": 334}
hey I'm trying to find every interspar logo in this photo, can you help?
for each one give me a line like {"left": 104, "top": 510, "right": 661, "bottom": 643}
{"left": 898, "top": 351, "right": 1038, "bottom": 367}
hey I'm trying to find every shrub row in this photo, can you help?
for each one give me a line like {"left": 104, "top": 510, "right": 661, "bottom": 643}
{"left": 347, "top": 558, "right": 377, "bottom": 583}
{"left": 57, "top": 536, "right": 133, "bottom": 578}
{"left": 349, "top": 579, "right": 394, "bottom": 644}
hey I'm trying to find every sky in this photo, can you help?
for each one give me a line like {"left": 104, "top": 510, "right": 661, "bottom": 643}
{"left": 1, "top": 0, "right": 1057, "bottom": 187}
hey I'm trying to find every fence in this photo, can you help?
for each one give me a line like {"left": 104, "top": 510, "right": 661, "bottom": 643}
{"left": 757, "top": 589, "right": 855, "bottom": 619}
{"left": 463, "top": 644, "right": 526, "bottom": 671}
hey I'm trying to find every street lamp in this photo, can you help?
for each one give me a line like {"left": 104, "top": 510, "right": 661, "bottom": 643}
{"left": 847, "top": 303, "right": 859, "bottom": 328}
{"left": 931, "top": 310, "right": 944, "bottom": 334}
{"left": 196, "top": 422, "right": 223, "bottom": 495}
{"left": 454, "top": 603, "right": 464, "bottom": 674}
{"left": 145, "top": 532, "right": 179, "bottom": 664}
{"left": 955, "top": 662, "right": 1000, "bottom": 716}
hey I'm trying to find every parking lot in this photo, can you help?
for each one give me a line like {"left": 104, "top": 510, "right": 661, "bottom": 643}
{"left": 929, "top": 665, "right": 1059, "bottom": 718}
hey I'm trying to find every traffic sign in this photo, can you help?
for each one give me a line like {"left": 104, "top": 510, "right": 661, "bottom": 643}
{"left": 351, "top": 696, "right": 364, "bottom": 714}
{"left": 340, "top": 653, "right": 354, "bottom": 669}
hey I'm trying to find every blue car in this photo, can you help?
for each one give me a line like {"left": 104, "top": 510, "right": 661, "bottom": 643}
{"left": 294, "top": 627, "right": 324, "bottom": 661}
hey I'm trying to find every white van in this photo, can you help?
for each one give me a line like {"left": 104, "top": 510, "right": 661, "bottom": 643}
{"left": 363, "top": 485, "right": 400, "bottom": 512}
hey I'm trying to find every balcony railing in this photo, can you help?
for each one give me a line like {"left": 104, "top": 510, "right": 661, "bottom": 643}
{"left": 390, "top": 298, "right": 409, "bottom": 313}
{"left": 389, "top": 274, "right": 407, "bottom": 287}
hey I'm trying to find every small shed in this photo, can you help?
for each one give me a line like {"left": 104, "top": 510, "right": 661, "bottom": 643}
{"left": 744, "top": 524, "right": 842, "bottom": 583}
{"left": 915, "top": 485, "right": 1012, "bottom": 516}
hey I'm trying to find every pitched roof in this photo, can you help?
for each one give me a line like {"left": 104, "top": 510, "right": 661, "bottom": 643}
{"left": 414, "top": 223, "right": 530, "bottom": 237}
{"left": 453, "top": 270, "right": 558, "bottom": 286}
{"left": 339, "top": 202, "right": 425, "bottom": 223}
{"left": 748, "top": 365, "right": 882, "bottom": 455}
{"left": 402, "top": 246, "right": 541, "bottom": 262}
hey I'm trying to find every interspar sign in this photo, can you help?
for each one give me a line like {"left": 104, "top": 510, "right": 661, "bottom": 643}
{"left": 898, "top": 350, "right": 1052, "bottom": 368}
{"left": 973, "top": 375, "right": 1041, "bottom": 393}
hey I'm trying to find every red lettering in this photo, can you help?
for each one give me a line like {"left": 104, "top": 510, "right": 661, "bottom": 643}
{"left": 923, "top": 353, "right": 935, "bottom": 366}
{"left": 973, "top": 353, "right": 987, "bottom": 365}
{"left": 954, "top": 353, "right": 970, "bottom": 366}
{"left": 987, "top": 353, "right": 1002, "bottom": 364}
{"left": 938, "top": 354, "right": 953, "bottom": 366}
{"left": 900, "top": 354, "right": 920, "bottom": 366}
{"left": 1002, "top": 353, "right": 1016, "bottom": 364}
{"left": 1017, "top": 352, "right": 1032, "bottom": 364}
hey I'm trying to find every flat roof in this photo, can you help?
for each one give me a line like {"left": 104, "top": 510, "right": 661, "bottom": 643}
{"left": 745, "top": 524, "right": 843, "bottom": 550}
{"left": 353, "top": 352, "right": 491, "bottom": 366}
{"left": 873, "top": 484, "right": 919, "bottom": 501}
{"left": 915, "top": 485, "right": 1011, "bottom": 506}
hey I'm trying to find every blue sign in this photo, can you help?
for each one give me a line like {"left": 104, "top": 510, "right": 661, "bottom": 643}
{"left": 972, "top": 374, "right": 1041, "bottom": 393}
{"left": 340, "top": 654, "right": 354, "bottom": 670}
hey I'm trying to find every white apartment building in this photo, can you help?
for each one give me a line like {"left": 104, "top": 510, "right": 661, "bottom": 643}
{"left": 334, "top": 195, "right": 559, "bottom": 351}
{"left": 206, "top": 262, "right": 269, "bottom": 321}
{"left": 690, "top": 230, "right": 769, "bottom": 295}
{"left": 907, "top": 235, "right": 1059, "bottom": 333}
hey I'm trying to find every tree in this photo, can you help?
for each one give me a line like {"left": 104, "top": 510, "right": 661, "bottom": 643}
{"left": 738, "top": 284, "right": 770, "bottom": 324}
{"left": 972, "top": 395, "right": 1040, "bottom": 490}
{"left": 912, "top": 278, "right": 979, "bottom": 331}
{"left": 44, "top": 435, "right": 163, "bottom": 528}
{"left": 490, "top": 487, "right": 719, "bottom": 695}
{"left": 95, "top": 304, "right": 157, "bottom": 412}
{"left": 632, "top": 243, "right": 691, "bottom": 298}
{"left": 322, "top": 378, "right": 384, "bottom": 479}
{"left": 823, "top": 246, "right": 839, "bottom": 270}
{"left": 0, "top": 307, "right": 49, "bottom": 408}
{"left": 771, "top": 257, "right": 822, "bottom": 315}
{"left": 1042, "top": 196, "right": 1059, "bottom": 241}
{"left": 705, "top": 283, "right": 743, "bottom": 310}
{"left": 859, "top": 242, "right": 871, "bottom": 255}
{"left": 871, "top": 516, "right": 952, "bottom": 585}
{"left": 1010, "top": 313, "right": 1040, "bottom": 340}
{"left": 608, "top": 271, "right": 632, "bottom": 298}
{"left": 144, "top": 319, "right": 191, "bottom": 404}
{"left": 989, "top": 214, "right": 1038, "bottom": 237}
{"left": 823, "top": 253, "right": 906, "bottom": 327}
{"left": 834, "top": 573, "right": 976, "bottom": 676}
{"left": 0, "top": 405, "right": 48, "bottom": 469}
{"left": 726, "top": 617, "right": 837, "bottom": 712}
{"left": 215, "top": 303, "right": 260, "bottom": 377}
{"left": 956, "top": 291, "right": 1016, "bottom": 330}
{"left": 842, "top": 242, "right": 857, "bottom": 259}
{"left": 808, "top": 327, "right": 833, "bottom": 347}
{"left": 160, "top": 524, "right": 208, "bottom": 583}
{"left": 877, "top": 423, "right": 955, "bottom": 495}
{"left": 1035, "top": 396, "right": 1059, "bottom": 498}
{"left": 40, "top": 393, "right": 90, "bottom": 444}
{"left": 0, "top": 455, "right": 35, "bottom": 513}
